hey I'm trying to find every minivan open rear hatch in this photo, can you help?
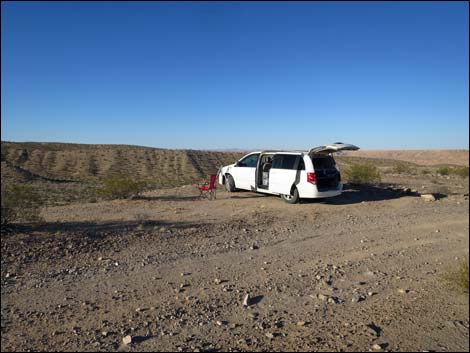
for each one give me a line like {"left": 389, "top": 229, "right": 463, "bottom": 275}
{"left": 308, "top": 142, "right": 359, "bottom": 155}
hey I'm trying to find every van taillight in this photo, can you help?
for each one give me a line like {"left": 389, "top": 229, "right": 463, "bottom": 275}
{"left": 307, "top": 172, "right": 316, "bottom": 184}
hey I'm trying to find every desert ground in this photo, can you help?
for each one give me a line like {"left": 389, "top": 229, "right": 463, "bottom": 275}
{"left": 2, "top": 162, "right": 469, "bottom": 352}
{"left": 1, "top": 142, "right": 469, "bottom": 352}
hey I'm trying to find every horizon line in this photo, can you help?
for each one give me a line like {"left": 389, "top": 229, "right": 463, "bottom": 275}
{"left": 1, "top": 140, "right": 469, "bottom": 152}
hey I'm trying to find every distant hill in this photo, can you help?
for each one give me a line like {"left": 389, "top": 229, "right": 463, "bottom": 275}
{"left": 3, "top": 141, "right": 468, "bottom": 189}
{"left": 341, "top": 149, "right": 469, "bottom": 167}
{"left": 1, "top": 141, "right": 246, "bottom": 186}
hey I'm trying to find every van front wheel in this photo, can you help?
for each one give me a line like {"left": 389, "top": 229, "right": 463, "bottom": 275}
{"left": 281, "top": 188, "right": 299, "bottom": 204}
{"left": 225, "top": 174, "right": 236, "bottom": 192}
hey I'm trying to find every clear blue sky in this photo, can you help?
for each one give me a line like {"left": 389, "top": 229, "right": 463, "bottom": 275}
{"left": 1, "top": 1, "right": 469, "bottom": 150}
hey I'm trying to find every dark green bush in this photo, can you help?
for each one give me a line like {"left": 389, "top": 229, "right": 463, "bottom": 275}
{"left": 344, "top": 164, "right": 381, "bottom": 184}
{"left": 98, "top": 175, "right": 146, "bottom": 199}
{"left": 1, "top": 184, "right": 44, "bottom": 226}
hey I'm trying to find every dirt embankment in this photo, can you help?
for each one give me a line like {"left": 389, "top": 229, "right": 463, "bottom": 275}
{"left": 1, "top": 141, "right": 245, "bottom": 185}
{"left": 342, "top": 149, "right": 469, "bottom": 166}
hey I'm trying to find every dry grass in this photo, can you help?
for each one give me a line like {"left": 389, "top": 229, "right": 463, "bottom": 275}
{"left": 1, "top": 183, "right": 44, "bottom": 226}
{"left": 443, "top": 260, "right": 469, "bottom": 294}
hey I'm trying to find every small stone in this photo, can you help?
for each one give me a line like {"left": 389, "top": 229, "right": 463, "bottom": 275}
{"left": 214, "top": 278, "right": 222, "bottom": 285}
{"left": 351, "top": 295, "right": 365, "bottom": 303}
{"left": 242, "top": 294, "right": 251, "bottom": 307}
{"left": 122, "top": 335, "right": 132, "bottom": 345}
{"left": 265, "top": 332, "right": 274, "bottom": 339}
{"left": 398, "top": 289, "right": 409, "bottom": 294}
{"left": 420, "top": 194, "right": 436, "bottom": 202}
{"left": 297, "top": 321, "right": 306, "bottom": 326}
{"left": 372, "top": 343, "right": 384, "bottom": 350}
{"left": 328, "top": 297, "right": 338, "bottom": 304}
{"left": 317, "top": 294, "right": 328, "bottom": 301}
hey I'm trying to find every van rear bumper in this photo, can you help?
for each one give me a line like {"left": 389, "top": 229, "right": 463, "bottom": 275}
{"left": 299, "top": 183, "right": 343, "bottom": 199}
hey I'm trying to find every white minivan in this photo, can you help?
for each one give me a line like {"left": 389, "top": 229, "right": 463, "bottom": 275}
{"left": 218, "top": 143, "right": 359, "bottom": 203}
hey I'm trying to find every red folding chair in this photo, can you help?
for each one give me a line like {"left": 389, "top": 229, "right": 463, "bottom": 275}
{"left": 197, "top": 174, "right": 217, "bottom": 200}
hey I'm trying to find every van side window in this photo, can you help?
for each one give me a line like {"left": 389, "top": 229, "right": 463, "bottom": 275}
{"left": 272, "top": 154, "right": 299, "bottom": 170}
{"left": 272, "top": 155, "right": 283, "bottom": 169}
{"left": 237, "top": 153, "right": 259, "bottom": 168}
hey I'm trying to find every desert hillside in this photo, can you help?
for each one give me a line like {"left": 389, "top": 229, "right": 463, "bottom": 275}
{"left": 341, "top": 149, "right": 469, "bottom": 167}
{"left": 1, "top": 141, "right": 245, "bottom": 186}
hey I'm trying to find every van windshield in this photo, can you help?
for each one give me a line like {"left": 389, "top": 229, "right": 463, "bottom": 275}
{"left": 310, "top": 155, "right": 336, "bottom": 170}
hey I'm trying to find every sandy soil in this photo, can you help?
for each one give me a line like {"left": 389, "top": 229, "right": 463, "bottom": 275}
{"left": 1, "top": 177, "right": 469, "bottom": 352}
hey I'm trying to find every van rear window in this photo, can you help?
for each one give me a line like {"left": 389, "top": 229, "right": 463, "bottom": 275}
{"left": 311, "top": 155, "right": 336, "bottom": 169}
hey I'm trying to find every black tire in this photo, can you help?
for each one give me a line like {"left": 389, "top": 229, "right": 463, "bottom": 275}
{"left": 281, "top": 187, "right": 300, "bottom": 204}
{"left": 225, "top": 174, "right": 236, "bottom": 192}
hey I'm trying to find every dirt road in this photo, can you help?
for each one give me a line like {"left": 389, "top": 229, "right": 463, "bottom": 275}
{"left": 1, "top": 183, "right": 469, "bottom": 352}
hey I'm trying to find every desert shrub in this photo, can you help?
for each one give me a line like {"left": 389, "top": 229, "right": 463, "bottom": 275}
{"left": 392, "top": 163, "right": 411, "bottom": 174}
{"left": 344, "top": 164, "right": 381, "bottom": 184}
{"left": 1, "top": 184, "right": 44, "bottom": 226}
{"left": 421, "top": 169, "right": 431, "bottom": 175}
{"left": 98, "top": 175, "right": 146, "bottom": 199}
{"left": 443, "top": 260, "right": 469, "bottom": 294}
{"left": 437, "top": 166, "right": 450, "bottom": 175}
{"left": 451, "top": 166, "right": 469, "bottom": 178}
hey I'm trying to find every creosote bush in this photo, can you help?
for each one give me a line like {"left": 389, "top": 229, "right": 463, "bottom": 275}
{"left": 437, "top": 166, "right": 450, "bottom": 175}
{"left": 1, "top": 183, "right": 44, "bottom": 226}
{"left": 436, "top": 166, "right": 469, "bottom": 178}
{"left": 451, "top": 166, "right": 469, "bottom": 178}
{"left": 344, "top": 164, "right": 381, "bottom": 185}
{"left": 98, "top": 175, "right": 146, "bottom": 199}
{"left": 392, "top": 163, "right": 412, "bottom": 174}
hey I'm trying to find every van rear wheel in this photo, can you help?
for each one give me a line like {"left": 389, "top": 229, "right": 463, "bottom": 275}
{"left": 281, "top": 188, "right": 299, "bottom": 204}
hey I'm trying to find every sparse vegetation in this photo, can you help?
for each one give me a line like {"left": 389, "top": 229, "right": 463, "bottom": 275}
{"left": 392, "top": 162, "right": 412, "bottom": 174}
{"left": 1, "top": 141, "right": 244, "bottom": 188}
{"left": 98, "top": 175, "right": 147, "bottom": 199}
{"left": 1, "top": 183, "right": 44, "bottom": 226}
{"left": 443, "top": 260, "right": 469, "bottom": 294}
{"left": 451, "top": 166, "right": 469, "bottom": 178}
{"left": 437, "top": 166, "right": 450, "bottom": 175}
{"left": 421, "top": 169, "right": 431, "bottom": 175}
{"left": 436, "top": 166, "right": 469, "bottom": 178}
{"left": 344, "top": 164, "right": 381, "bottom": 184}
